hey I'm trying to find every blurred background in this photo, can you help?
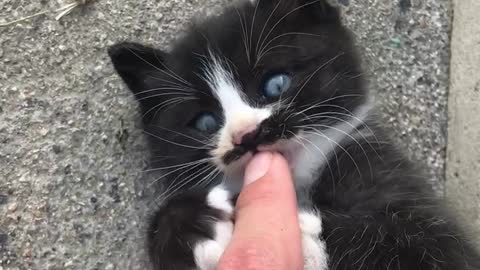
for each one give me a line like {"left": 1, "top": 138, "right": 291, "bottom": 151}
{"left": 0, "top": 0, "right": 478, "bottom": 269}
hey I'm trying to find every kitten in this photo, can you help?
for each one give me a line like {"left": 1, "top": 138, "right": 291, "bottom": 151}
{"left": 109, "top": 0, "right": 480, "bottom": 269}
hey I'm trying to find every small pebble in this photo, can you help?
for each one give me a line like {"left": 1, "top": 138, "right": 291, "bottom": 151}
{"left": 7, "top": 202, "right": 18, "bottom": 212}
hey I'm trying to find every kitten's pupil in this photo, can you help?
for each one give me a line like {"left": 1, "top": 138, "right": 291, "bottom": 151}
{"left": 263, "top": 74, "right": 292, "bottom": 99}
{"left": 193, "top": 112, "right": 219, "bottom": 133}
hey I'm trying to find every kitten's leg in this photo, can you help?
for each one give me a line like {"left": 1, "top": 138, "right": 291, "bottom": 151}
{"left": 299, "top": 210, "right": 329, "bottom": 270}
{"left": 193, "top": 187, "right": 234, "bottom": 269}
{"left": 147, "top": 186, "right": 234, "bottom": 270}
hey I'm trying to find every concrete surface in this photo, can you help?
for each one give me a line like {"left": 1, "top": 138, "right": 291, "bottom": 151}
{"left": 446, "top": 0, "right": 480, "bottom": 246}
{"left": 0, "top": 0, "right": 451, "bottom": 269}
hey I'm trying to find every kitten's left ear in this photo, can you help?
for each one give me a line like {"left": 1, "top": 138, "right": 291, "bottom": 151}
{"left": 108, "top": 42, "right": 167, "bottom": 95}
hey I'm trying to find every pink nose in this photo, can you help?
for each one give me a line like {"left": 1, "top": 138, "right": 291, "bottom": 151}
{"left": 233, "top": 125, "right": 258, "bottom": 146}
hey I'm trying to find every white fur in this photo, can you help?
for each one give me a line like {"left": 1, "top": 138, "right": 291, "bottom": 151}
{"left": 207, "top": 185, "right": 234, "bottom": 215}
{"left": 299, "top": 211, "right": 329, "bottom": 270}
{"left": 194, "top": 221, "right": 234, "bottom": 270}
{"left": 194, "top": 186, "right": 234, "bottom": 270}
{"left": 203, "top": 52, "right": 272, "bottom": 167}
{"left": 292, "top": 101, "right": 373, "bottom": 187}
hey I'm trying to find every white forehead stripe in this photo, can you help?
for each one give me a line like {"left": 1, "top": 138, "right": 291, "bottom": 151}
{"left": 203, "top": 51, "right": 272, "bottom": 167}
{"left": 203, "top": 52, "right": 272, "bottom": 129}
{"left": 203, "top": 53, "right": 251, "bottom": 118}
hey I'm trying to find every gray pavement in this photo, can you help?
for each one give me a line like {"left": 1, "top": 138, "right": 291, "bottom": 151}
{"left": 0, "top": 0, "right": 452, "bottom": 269}
{"left": 446, "top": 0, "right": 480, "bottom": 246}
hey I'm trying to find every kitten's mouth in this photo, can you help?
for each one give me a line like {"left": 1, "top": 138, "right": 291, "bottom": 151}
{"left": 222, "top": 139, "right": 298, "bottom": 168}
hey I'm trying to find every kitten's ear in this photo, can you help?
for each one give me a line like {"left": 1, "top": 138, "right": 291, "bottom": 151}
{"left": 108, "top": 42, "right": 167, "bottom": 94}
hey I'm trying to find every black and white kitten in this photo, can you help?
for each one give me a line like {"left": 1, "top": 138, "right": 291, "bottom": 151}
{"left": 109, "top": 0, "right": 480, "bottom": 269}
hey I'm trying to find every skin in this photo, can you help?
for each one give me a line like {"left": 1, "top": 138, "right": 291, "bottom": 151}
{"left": 218, "top": 152, "right": 304, "bottom": 270}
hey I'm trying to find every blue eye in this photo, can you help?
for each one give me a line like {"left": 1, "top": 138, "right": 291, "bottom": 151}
{"left": 262, "top": 74, "right": 292, "bottom": 98}
{"left": 193, "top": 112, "right": 219, "bottom": 133}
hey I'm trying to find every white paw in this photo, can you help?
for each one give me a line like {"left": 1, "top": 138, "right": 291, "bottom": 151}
{"left": 194, "top": 186, "right": 234, "bottom": 270}
{"left": 299, "top": 211, "right": 329, "bottom": 270}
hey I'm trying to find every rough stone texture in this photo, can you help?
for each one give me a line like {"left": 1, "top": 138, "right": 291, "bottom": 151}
{"left": 446, "top": 0, "right": 480, "bottom": 246}
{"left": 0, "top": 0, "right": 450, "bottom": 269}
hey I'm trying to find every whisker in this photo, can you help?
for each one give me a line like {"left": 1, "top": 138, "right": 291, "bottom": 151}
{"left": 257, "top": 0, "right": 323, "bottom": 65}
{"left": 161, "top": 164, "right": 216, "bottom": 201}
{"left": 299, "top": 104, "right": 382, "bottom": 147}
{"left": 254, "top": 0, "right": 284, "bottom": 64}
{"left": 298, "top": 113, "right": 379, "bottom": 153}
{"left": 287, "top": 94, "right": 364, "bottom": 120}
{"left": 293, "top": 131, "right": 336, "bottom": 184}
{"left": 157, "top": 161, "right": 213, "bottom": 196}
{"left": 248, "top": 0, "right": 261, "bottom": 65}
{"left": 256, "top": 44, "right": 301, "bottom": 63}
{"left": 157, "top": 59, "right": 192, "bottom": 87}
{"left": 141, "top": 97, "right": 196, "bottom": 120}
{"left": 144, "top": 75, "right": 191, "bottom": 89}
{"left": 191, "top": 167, "right": 221, "bottom": 190}
{"left": 303, "top": 129, "right": 364, "bottom": 179}
{"left": 126, "top": 48, "right": 191, "bottom": 87}
{"left": 143, "top": 130, "right": 212, "bottom": 150}
{"left": 133, "top": 87, "right": 193, "bottom": 97}
{"left": 148, "top": 158, "right": 213, "bottom": 188}
{"left": 235, "top": 8, "right": 251, "bottom": 64}
{"left": 258, "top": 32, "right": 325, "bottom": 60}
{"left": 144, "top": 157, "right": 213, "bottom": 173}
{"left": 286, "top": 53, "right": 344, "bottom": 110}
{"left": 303, "top": 124, "right": 373, "bottom": 178}
{"left": 135, "top": 92, "right": 193, "bottom": 102}
{"left": 151, "top": 125, "right": 216, "bottom": 147}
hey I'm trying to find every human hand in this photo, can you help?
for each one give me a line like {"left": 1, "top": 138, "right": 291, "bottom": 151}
{"left": 218, "top": 152, "right": 304, "bottom": 270}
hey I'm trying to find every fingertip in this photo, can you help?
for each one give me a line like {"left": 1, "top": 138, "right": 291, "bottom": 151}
{"left": 244, "top": 152, "right": 273, "bottom": 186}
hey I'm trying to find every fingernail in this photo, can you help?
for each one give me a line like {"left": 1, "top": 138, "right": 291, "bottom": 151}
{"left": 244, "top": 152, "right": 273, "bottom": 186}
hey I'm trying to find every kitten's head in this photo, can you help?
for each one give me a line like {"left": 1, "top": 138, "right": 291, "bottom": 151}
{"left": 109, "top": 0, "right": 370, "bottom": 193}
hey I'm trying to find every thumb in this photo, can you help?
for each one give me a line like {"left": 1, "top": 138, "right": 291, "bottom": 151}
{"left": 218, "top": 152, "right": 303, "bottom": 270}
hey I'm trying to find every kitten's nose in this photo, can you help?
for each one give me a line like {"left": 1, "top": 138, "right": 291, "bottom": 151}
{"left": 233, "top": 125, "right": 258, "bottom": 146}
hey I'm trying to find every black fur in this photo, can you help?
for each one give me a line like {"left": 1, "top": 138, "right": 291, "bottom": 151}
{"left": 109, "top": 0, "right": 480, "bottom": 269}
{"left": 147, "top": 190, "right": 228, "bottom": 269}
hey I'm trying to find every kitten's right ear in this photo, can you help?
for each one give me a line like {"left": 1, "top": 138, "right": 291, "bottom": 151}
{"left": 108, "top": 42, "right": 167, "bottom": 94}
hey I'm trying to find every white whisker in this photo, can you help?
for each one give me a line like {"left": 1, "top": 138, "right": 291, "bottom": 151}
{"left": 303, "top": 129, "right": 364, "bottom": 179}
{"left": 143, "top": 130, "right": 212, "bottom": 150}
{"left": 151, "top": 125, "right": 216, "bottom": 147}
{"left": 286, "top": 53, "right": 344, "bottom": 111}
{"left": 161, "top": 164, "right": 216, "bottom": 200}
{"left": 294, "top": 131, "right": 336, "bottom": 183}
{"left": 256, "top": 0, "right": 323, "bottom": 66}
{"left": 254, "top": 0, "right": 284, "bottom": 64}
{"left": 258, "top": 32, "right": 325, "bottom": 60}
{"left": 126, "top": 48, "right": 192, "bottom": 87}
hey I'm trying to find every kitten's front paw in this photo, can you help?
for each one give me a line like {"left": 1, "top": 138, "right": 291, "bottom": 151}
{"left": 148, "top": 186, "right": 233, "bottom": 270}
{"left": 299, "top": 211, "right": 329, "bottom": 270}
